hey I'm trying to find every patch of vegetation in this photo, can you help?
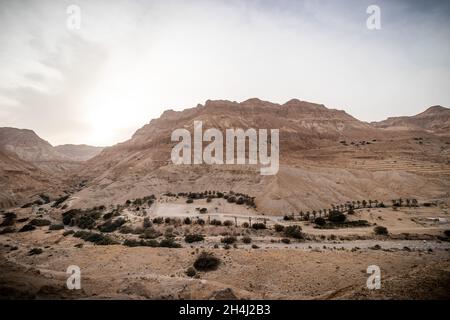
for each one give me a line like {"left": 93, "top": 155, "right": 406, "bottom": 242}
{"left": 252, "top": 223, "right": 266, "bottom": 230}
{"left": 186, "top": 267, "right": 196, "bottom": 277}
{"left": 223, "top": 220, "right": 234, "bottom": 227}
{"left": 374, "top": 226, "right": 389, "bottom": 235}
{"left": 314, "top": 217, "right": 326, "bottom": 226}
{"left": 51, "top": 195, "right": 70, "bottom": 208}
{"left": 19, "top": 224, "right": 36, "bottom": 232}
{"left": 98, "top": 218, "right": 126, "bottom": 233}
{"left": 194, "top": 252, "right": 221, "bottom": 271}
{"left": 63, "top": 230, "right": 75, "bottom": 236}
{"left": 28, "top": 248, "right": 43, "bottom": 256}
{"left": 0, "top": 212, "right": 16, "bottom": 227}
{"left": 159, "top": 237, "right": 182, "bottom": 248}
{"left": 0, "top": 227, "right": 15, "bottom": 234}
{"left": 123, "top": 239, "right": 159, "bottom": 247}
{"left": 30, "top": 219, "right": 51, "bottom": 227}
{"left": 251, "top": 244, "right": 259, "bottom": 249}
{"left": 152, "top": 217, "right": 164, "bottom": 224}
{"left": 274, "top": 224, "right": 284, "bottom": 232}
{"left": 185, "top": 234, "right": 205, "bottom": 243}
{"left": 241, "top": 236, "right": 252, "bottom": 244}
{"left": 444, "top": 230, "right": 450, "bottom": 237}
{"left": 316, "top": 220, "right": 371, "bottom": 229}
{"left": 221, "top": 236, "right": 237, "bottom": 244}
{"left": 186, "top": 198, "right": 194, "bottom": 204}
{"left": 328, "top": 211, "right": 346, "bottom": 223}
{"left": 139, "top": 227, "right": 162, "bottom": 239}
{"left": 73, "top": 231, "right": 117, "bottom": 245}
{"left": 210, "top": 219, "right": 222, "bottom": 226}
{"left": 49, "top": 224, "right": 64, "bottom": 230}
{"left": 283, "top": 225, "right": 304, "bottom": 239}
{"left": 281, "top": 238, "right": 291, "bottom": 244}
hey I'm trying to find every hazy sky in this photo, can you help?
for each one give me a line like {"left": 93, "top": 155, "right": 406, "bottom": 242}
{"left": 0, "top": 0, "right": 449, "bottom": 146}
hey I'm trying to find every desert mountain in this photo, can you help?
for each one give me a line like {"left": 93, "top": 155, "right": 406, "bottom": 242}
{"left": 372, "top": 105, "right": 450, "bottom": 134}
{"left": 0, "top": 127, "right": 69, "bottom": 162}
{"left": 67, "top": 99, "right": 449, "bottom": 213}
{"left": 54, "top": 144, "right": 104, "bottom": 161}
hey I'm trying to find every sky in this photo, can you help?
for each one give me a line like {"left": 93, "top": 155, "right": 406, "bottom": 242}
{"left": 0, "top": 0, "right": 449, "bottom": 146}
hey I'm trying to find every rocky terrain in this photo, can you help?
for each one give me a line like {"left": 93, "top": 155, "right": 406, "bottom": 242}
{"left": 0, "top": 99, "right": 449, "bottom": 300}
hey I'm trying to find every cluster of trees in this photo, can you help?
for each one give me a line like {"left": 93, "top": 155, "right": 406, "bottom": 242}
{"left": 391, "top": 198, "right": 419, "bottom": 207}
{"left": 125, "top": 195, "right": 156, "bottom": 207}
{"left": 166, "top": 190, "right": 256, "bottom": 208}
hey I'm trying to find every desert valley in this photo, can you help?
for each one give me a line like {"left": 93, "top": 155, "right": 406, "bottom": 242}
{"left": 1, "top": 99, "right": 449, "bottom": 299}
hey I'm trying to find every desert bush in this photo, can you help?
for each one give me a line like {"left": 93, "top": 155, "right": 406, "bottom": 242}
{"left": 0, "top": 227, "right": 15, "bottom": 234}
{"left": 51, "top": 195, "right": 69, "bottom": 208}
{"left": 164, "top": 217, "right": 171, "bottom": 224}
{"left": 221, "top": 236, "right": 237, "bottom": 244}
{"left": 0, "top": 212, "right": 16, "bottom": 227}
{"left": 139, "top": 227, "right": 162, "bottom": 239}
{"left": 143, "top": 217, "right": 152, "bottom": 228}
{"left": 281, "top": 238, "right": 291, "bottom": 244}
{"left": 196, "top": 218, "right": 205, "bottom": 225}
{"left": 252, "top": 223, "right": 266, "bottom": 230}
{"left": 159, "top": 238, "right": 182, "bottom": 248}
{"left": 283, "top": 225, "right": 303, "bottom": 239}
{"left": 152, "top": 217, "right": 164, "bottom": 224}
{"left": 241, "top": 236, "right": 252, "bottom": 244}
{"left": 241, "top": 222, "right": 249, "bottom": 228}
{"left": 283, "top": 215, "right": 293, "bottom": 221}
{"left": 73, "top": 231, "right": 117, "bottom": 245}
{"left": 227, "top": 196, "right": 236, "bottom": 203}
{"left": 251, "top": 244, "right": 259, "bottom": 249}
{"left": 328, "top": 211, "right": 346, "bottom": 223}
{"left": 185, "top": 234, "right": 205, "bottom": 243}
{"left": 63, "top": 230, "right": 75, "bottom": 236}
{"left": 236, "top": 197, "right": 244, "bottom": 205}
{"left": 374, "top": 226, "right": 388, "bottom": 235}
{"left": 98, "top": 218, "right": 126, "bottom": 233}
{"left": 314, "top": 217, "right": 326, "bottom": 226}
{"left": 444, "top": 230, "right": 450, "bottom": 237}
{"left": 223, "top": 220, "right": 233, "bottom": 227}
{"left": 210, "top": 219, "right": 222, "bottom": 226}
{"left": 186, "top": 267, "right": 196, "bottom": 277}
{"left": 30, "top": 219, "right": 51, "bottom": 227}
{"left": 186, "top": 199, "right": 194, "bottom": 204}
{"left": 28, "top": 248, "right": 43, "bottom": 256}
{"left": 274, "top": 224, "right": 284, "bottom": 232}
{"left": 123, "top": 239, "right": 158, "bottom": 247}
{"left": 184, "top": 217, "right": 192, "bottom": 225}
{"left": 194, "top": 252, "right": 220, "bottom": 271}
{"left": 49, "top": 224, "right": 64, "bottom": 230}
{"left": 199, "top": 208, "right": 207, "bottom": 214}
{"left": 19, "top": 224, "right": 36, "bottom": 232}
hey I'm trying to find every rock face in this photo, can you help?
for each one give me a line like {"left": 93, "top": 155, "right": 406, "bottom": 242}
{"left": 54, "top": 144, "right": 104, "bottom": 161}
{"left": 372, "top": 106, "right": 450, "bottom": 134}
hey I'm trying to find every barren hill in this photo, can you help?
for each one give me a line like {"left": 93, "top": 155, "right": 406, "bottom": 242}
{"left": 372, "top": 105, "right": 450, "bottom": 134}
{"left": 67, "top": 99, "right": 450, "bottom": 214}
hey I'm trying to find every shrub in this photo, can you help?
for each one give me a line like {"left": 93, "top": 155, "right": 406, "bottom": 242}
{"left": 241, "top": 222, "right": 249, "bottom": 228}
{"left": 314, "top": 217, "right": 326, "bottom": 226}
{"left": 283, "top": 215, "right": 293, "bottom": 221}
{"left": 206, "top": 197, "right": 212, "bottom": 203}
{"left": 252, "top": 223, "right": 266, "bottom": 230}
{"left": 140, "top": 227, "right": 162, "bottom": 239}
{"left": 164, "top": 217, "right": 171, "bottom": 224}
{"left": 241, "top": 236, "right": 252, "bottom": 244}
{"left": 281, "top": 238, "right": 291, "bottom": 244}
{"left": 227, "top": 196, "right": 236, "bottom": 203}
{"left": 19, "top": 224, "right": 36, "bottom": 232}
{"left": 73, "top": 231, "right": 117, "bottom": 245}
{"left": 210, "top": 219, "right": 222, "bottom": 226}
{"left": 185, "top": 234, "right": 205, "bottom": 243}
{"left": 28, "top": 248, "right": 43, "bottom": 256}
{"left": 0, "top": 227, "right": 15, "bottom": 234}
{"left": 251, "top": 244, "right": 259, "bottom": 249}
{"left": 0, "top": 212, "right": 16, "bottom": 227}
{"left": 374, "top": 226, "right": 388, "bottom": 235}
{"left": 194, "top": 252, "right": 220, "bottom": 271}
{"left": 49, "top": 224, "right": 64, "bottom": 230}
{"left": 51, "top": 195, "right": 69, "bottom": 208}
{"left": 143, "top": 217, "right": 152, "bottom": 228}
{"left": 274, "top": 224, "right": 284, "bottom": 232}
{"left": 236, "top": 197, "right": 244, "bottom": 205}
{"left": 328, "top": 211, "right": 346, "bottom": 223}
{"left": 186, "top": 199, "right": 194, "bottom": 204}
{"left": 223, "top": 220, "right": 233, "bottom": 227}
{"left": 152, "top": 217, "right": 164, "bottom": 224}
{"left": 123, "top": 239, "right": 158, "bottom": 247}
{"left": 199, "top": 208, "right": 207, "bottom": 214}
{"left": 183, "top": 217, "right": 192, "bottom": 225}
{"left": 63, "top": 230, "right": 75, "bottom": 236}
{"left": 221, "top": 236, "right": 237, "bottom": 244}
{"left": 186, "top": 267, "right": 196, "bottom": 277}
{"left": 159, "top": 238, "right": 182, "bottom": 248}
{"left": 444, "top": 230, "right": 450, "bottom": 237}
{"left": 284, "top": 225, "right": 303, "bottom": 239}
{"left": 98, "top": 218, "right": 126, "bottom": 233}
{"left": 196, "top": 218, "right": 205, "bottom": 225}
{"left": 30, "top": 219, "right": 51, "bottom": 226}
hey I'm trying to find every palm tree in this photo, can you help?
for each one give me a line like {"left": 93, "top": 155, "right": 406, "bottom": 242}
{"left": 368, "top": 200, "right": 372, "bottom": 208}
{"left": 406, "top": 199, "right": 411, "bottom": 207}
{"left": 374, "top": 200, "right": 379, "bottom": 207}
{"left": 357, "top": 200, "right": 361, "bottom": 208}
{"left": 362, "top": 200, "right": 367, "bottom": 208}
{"left": 312, "top": 210, "right": 317, "bottom": 219}
{"left": 398, "top": 198, "right": 403, "bottom": 207}
{"left": 299, "top": 211, "right": 304, "bottom": 220}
